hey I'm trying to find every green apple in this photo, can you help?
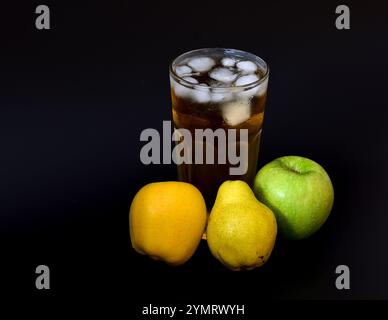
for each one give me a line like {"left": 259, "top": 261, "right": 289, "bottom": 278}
{"left": 253, "top": 156, "right": 334, "bottom": 240}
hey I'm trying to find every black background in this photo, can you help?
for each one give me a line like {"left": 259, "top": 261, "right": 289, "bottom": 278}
{"left": 1, "top": 0, "right": 387, "bottom": 311}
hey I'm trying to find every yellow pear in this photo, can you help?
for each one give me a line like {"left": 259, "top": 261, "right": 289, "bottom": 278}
{"left": 207, "top": 180, "right": 277, "bottom": 271}
{"left": 130, "top": 181, "right": 207, "bottom": 266}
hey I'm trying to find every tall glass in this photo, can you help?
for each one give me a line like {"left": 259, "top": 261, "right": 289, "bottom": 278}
{"left": 170, "top": 48, "right": 269, "bottom": 207}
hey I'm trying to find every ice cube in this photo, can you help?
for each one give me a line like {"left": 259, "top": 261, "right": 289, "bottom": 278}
{"left": 209, "top": 67, "right": 238, "bottom": 83}
{"left": 211, "top": 91, "right": 233, "bottom": 103}
{"left": 182, "top": 76, "right": 199, "bottom": 84}
{"left": 221, "top": 57, "right": 236, "bottom": 67}
{"left": 235, "top": 74, "right": 260, "bottom": 97}
{"left": 192, "top": 84, "right": 211, "bottom": 103}
{"left": 173, "top": 82, "right": 191, "bottom": 98}
{"left": 175, "top": 65, "right": 192, "bottom": 77}
{"left": 235, "top": 74, "right": 260, "bottom": 86}
{"left": 187, "top": 56, "right": 215, "bottom": 72}
{"left": 222, "top": 101, "right": 251, "bottom": 126}
{"left": 236, "top": 60, "right": 258, "bottom": 74}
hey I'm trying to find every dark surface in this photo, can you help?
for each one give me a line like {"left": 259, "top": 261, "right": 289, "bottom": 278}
{"left": 1, "top": 0, "right": 388, "bottom": 309}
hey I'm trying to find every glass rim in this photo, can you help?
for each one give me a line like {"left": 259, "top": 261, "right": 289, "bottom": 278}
{"left": 169, "top": 48, "right": 269, "bottom": 92}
